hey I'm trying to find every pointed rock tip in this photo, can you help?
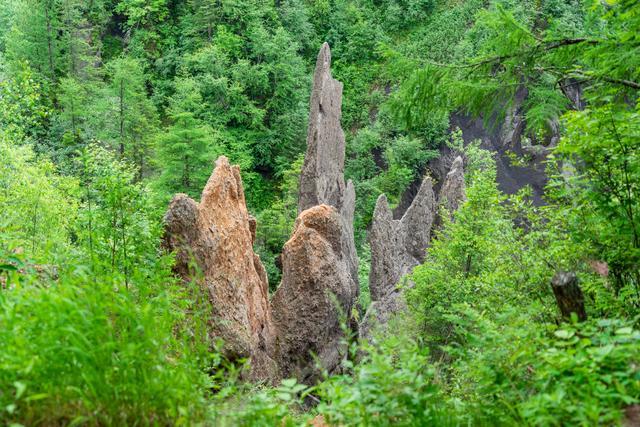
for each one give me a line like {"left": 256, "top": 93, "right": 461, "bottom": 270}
{"left": 450, "top": 156, "right": 463, "bottom": 172}
{"left": 215, "top": 155, "right": 230, "bottom": 167}
{"left": 373, "top": 194, "right": 392, "bottom": 219}
{"left": 316, "top": 42, "right": 331, "bottom": 69}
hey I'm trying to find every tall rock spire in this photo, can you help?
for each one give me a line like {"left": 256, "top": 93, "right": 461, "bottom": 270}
{"left": 267, "top": 43, "right": 359, "bottom": 382}
{"left": 298, "top": 42, "right": 347, "bottom": 213}
{"left": 297, "top": 42, "right": 358, "bottom": 297}
{"left": 163, "top": 156, "right": 278, "bottom": 381}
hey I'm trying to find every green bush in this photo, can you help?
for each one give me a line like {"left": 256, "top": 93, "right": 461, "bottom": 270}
{"left": 0, "top": 134, "right": 78, "bottom": 263}
{"left": 444, "top": 308, "right": 640, "bottom": 426}
{"left": 210, "top": 378, "right": 310, "bottom": 426}
{"left": 315, "top": 332, "right": 452, "bottom": 426}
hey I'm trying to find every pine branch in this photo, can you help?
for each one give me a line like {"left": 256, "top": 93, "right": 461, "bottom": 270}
{"left": 427, "top": 38, "right": 598, "bottom": 70}
{"left": 576, "top": 72, "right": 640, "bottom": 90}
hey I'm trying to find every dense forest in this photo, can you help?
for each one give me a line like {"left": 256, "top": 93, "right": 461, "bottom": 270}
{"left": 0, "top": 0, "right": 639, "bottom": 425}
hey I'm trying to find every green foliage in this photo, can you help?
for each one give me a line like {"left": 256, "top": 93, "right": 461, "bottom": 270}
{"left": 392, "top": 0, "right": 638, "bottom": 138}
{"left": 74, "top": 145, "right": 161, "bottom": 283}
{"left": 175, "top": 2, "right": 309, "bottom": 182}
{"left": 211, "top": 378, "right": 310, "bottom": 426}
{"left": 550, "top": 103, "right": 640, "bottom": 304}
{"left": 255, "top": 155, "right": 303, "bottom": 288}
{"left": 115, "top": 0, "right": 169, "bottom": 59}
{"left": 316, "top": 331, "right": 449, "bottom": 426}
{"left": 380, "top": 0, "right": 436, "bottom": 32}
{"left": 346, "top": 111, "right": 443, "bottom": 245}
{"left": 444, "top": 308, "right": 640, "bottom": 425}
{"left": 0, "top": 137, "right": 214, "bottom": 425}
{"left": 154, "top": 110, "right": 219, "bottom": 199}
{"left": 405, "top": 155, "right": 640, "bottom": 425}
{"left": 407, "top": 158, "right": 622, "bottom": 345}
{"left": 408, "top": 166, "right": 537, "bottom": 346}
{"left": 1, "top": 0, "right": 639, "bottom": 424}
{"left": 0, "top": 133, "right": 77, "bottom": 262}
{"left": 100, "top": 56, "right": 159, "bottom": 174}
{"left": 0, "top": 259, "right": 212, "bottom": 425}
{"left": 0, "top": 61, "right": 49, "bottom": 144}
{"left": 2, "top": 0, "right": 105, "bottom": 83}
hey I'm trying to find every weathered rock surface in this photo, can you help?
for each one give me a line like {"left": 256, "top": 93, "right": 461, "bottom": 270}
{"left": 362, "top": 175, "right": 437, "bottom": 337}
{"left": 162, "top": 44, "right": 361, "bottom": 385}
{"left": 298, "top": 42, "right": 347, "bottom": 214}
{"left": 163, "top": 156, "right": 277, "bottom": 381}
{"left": 438, "top": 156, "right": 466, "bottom": 216}
{"left": 363, "top": 157, "right": 467, "bottom": 338}
{"left": 271, "top": 205, "right": 355, "bottom": 383}
{"left": 444, "top": 94, "right": 547, "bottom": 206}
{"left": 298, "top": 42, "right": 359, "bottom": 292}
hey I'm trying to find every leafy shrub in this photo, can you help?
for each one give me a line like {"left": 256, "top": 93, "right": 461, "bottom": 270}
{"left": 445, "top": 308, "right": 640, "bottom": 426}
{"left": 74, "top": 145, "right": 162, "bottom": 283}
{"left": 315, "top": 332, "right": 451, "bottom": 426}
{"left": 211, "top": 378, "right": 310, "bottom": 426}
{"left": 0, "top": 134, "right": 78, "bottom": 263}
{"left": 407, "top": 166, "right": 552, "bottom": 346}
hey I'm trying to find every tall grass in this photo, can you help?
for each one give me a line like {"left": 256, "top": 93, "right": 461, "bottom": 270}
{"left": 0, "top": 259, "right": 213, "bottom": 426}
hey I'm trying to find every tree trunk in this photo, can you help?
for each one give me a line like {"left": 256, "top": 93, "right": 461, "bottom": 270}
{"left": 45, "top": 4, "right": 55, "bottom": 79}
{"left": 551, "top": 271, "right": 587, "bottom": 321}
{"left": 119, "top": 80, "right": 125, "bottom": 156}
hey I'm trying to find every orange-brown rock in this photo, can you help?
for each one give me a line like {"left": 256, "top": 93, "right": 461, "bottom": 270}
{"left": 163, "top": 156, "right": 277, "bottom": 381}
{"left": 271, "top": 205, "right": 355, "bottom": 383}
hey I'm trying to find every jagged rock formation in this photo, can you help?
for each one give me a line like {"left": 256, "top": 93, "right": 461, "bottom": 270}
{"left": 363, "top": 158, "right": 467, "bottom": 337}
{"left": 163, "top": 43, "right": 360, "bottom": 385}
{"left": 267, "top": 42, "right": 358, "bottom": 382}
{"left": 163, "top": 156, "right": 278, "bottom": 381}
{"left": 298, "top": 42, "right": 347, "bottom": 214}
{"left": 271, "top": 205, "right": 354, "bottom": 383}
{"left": 362, "top": 176, "right": 437, "bottom": 337}
{"left": 161, "top": 43, "right": 466, "bottom": 382}
{"left": 298, "top": 42, "right": 359, "bottom": 292}
{"left": 439, "top": 156, "right": 466, "bottom": 216}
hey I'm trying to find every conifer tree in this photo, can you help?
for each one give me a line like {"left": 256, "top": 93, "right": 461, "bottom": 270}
{"left": 90, "top": 56, "right": 158, "bottom": 178}
{"left": 155, "top": 111, "right": 219, "bottom": 199}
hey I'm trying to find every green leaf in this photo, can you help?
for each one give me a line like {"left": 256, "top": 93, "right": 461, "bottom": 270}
{"left": 276, "top": 392, "right": 292, "bottom": 401}
{"left": 25, "top": 393, "right": 48, "bottom": 402}
{"left": 280, "top": 378, "right": 297, "bottom": 388}
{"left": 13, "top": 381, "right": 26, "bottom": 399}
{"left": 554, "top": 330, "right": 574, "bottom": 340}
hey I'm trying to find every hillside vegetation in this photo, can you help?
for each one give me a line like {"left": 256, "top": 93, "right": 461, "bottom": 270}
{"left": 0, "top": 0, "right": 639, "bottom": 425}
